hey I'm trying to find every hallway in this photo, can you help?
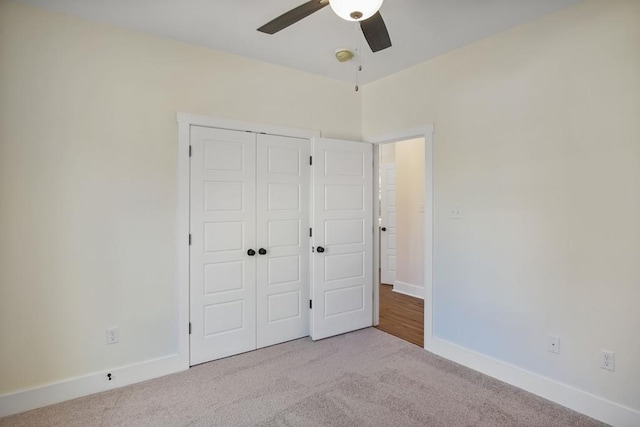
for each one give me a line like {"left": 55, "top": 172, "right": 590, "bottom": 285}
{"left": 375, "top": 283, "right": 424, "bottom": 347}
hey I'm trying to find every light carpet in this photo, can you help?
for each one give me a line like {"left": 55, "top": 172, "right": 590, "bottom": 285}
{"left": 1, "top": 328, "right": 605, "bottom": 426}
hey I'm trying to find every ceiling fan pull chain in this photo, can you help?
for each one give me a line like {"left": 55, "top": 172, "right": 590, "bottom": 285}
{"left": 355, "top": 23, "right": 362, "bottom": 92}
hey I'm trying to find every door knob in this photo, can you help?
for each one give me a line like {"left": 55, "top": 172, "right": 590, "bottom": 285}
{"left": 381, "top": 227, "right": 387, "bottom": 232}
{"left": 258, "top": 248, "right": 267, "bottom": 255}
{"left": 247, "top": 249, "right": 256, "bottom": 256}
{"left": 316, "top": 246, "right": 325, "bottom": 253}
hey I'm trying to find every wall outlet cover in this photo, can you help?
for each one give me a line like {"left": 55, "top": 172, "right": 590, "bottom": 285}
{"left": 106, "top": 327, "right": 120, "bottom": 345}
{"left": 600, "top": 350, "right": 615, "bottom": 371}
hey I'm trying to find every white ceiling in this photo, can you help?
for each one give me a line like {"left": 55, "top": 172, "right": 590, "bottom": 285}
{"left": 17, "top": 0, "right": 581, "bottom": 84}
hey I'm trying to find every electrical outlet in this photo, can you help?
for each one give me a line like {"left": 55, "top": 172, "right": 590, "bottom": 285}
{"left": 106, "top": 327, "right": 119, "bottom": 345}
{"left": 600, "top": 350, "right": 615, "bottom": 371}
{"left": 547, "top": 335, "right": 560, "bottom": 354}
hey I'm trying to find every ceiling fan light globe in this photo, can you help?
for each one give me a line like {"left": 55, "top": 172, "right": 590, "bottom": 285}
{"left": 329, "top": 0, "right": 384, "bottom": 22}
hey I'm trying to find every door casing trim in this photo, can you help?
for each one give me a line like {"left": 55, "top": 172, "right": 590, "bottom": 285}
{"left": 367, "top": 125, "right": 435, "bottom": 338}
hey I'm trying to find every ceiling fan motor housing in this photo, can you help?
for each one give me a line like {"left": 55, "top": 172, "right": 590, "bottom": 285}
{"left": 329, "top": 0, "right": 384, "bottom": 22}
{"left": 257, "top": 0, "right": 391, "bottom": 54}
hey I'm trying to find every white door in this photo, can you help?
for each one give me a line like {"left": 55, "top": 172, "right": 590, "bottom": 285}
{"left": 380, "top": 163, "right": 397, "bottom": 285}
{"left": 256, "top": 134, "right": 310, "bottom": 348}
{"left": 190, "top": 126, "right": 257, "bottom": 365}
{"left": 311, "top": 138, "right": 373, "bottom": 340}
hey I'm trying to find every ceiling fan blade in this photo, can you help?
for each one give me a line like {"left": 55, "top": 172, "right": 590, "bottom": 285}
{"left": 360, "top": 12, "right": 392, "bottom": 53}
{"left": 257, "top": 1, "right": 329, "bottom": 34}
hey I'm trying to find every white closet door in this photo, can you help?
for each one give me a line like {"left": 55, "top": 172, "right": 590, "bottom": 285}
{"left": 255, "top": 134, "right": 310, "bottom": 348}
{"left": 190, "top": 126, "right": 257, "bottom": 365}
{"left": 380, "top": 163, "right": 397, "bottom": 285}
{"left": 311, "top": 138, "right": 373, "bottom": 340}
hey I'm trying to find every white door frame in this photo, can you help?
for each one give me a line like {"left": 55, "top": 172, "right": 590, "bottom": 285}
{"left": 367, "top": 125, "right": 434, "bottom": 349}
{"left": 176, "top": 113, "right": 320, "bottom": 368}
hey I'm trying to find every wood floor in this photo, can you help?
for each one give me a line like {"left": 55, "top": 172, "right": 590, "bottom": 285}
{"left": 375, "top": 283, "right": 424, "bottom": 347}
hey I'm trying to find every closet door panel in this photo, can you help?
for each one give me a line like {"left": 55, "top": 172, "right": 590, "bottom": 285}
{"left": 256, "top": 134, "right": 310, "bottom": 348}
{"left": 190, "top": 126, "right": 257, "bottom": 365}
{"left": 310, "top": 137, "right": 373, "bottom": 341}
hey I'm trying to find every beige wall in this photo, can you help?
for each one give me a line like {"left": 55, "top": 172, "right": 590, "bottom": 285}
{"left": 363, "top": 0, "right": 640, "bottom": 410}
{"left": 394, "top": 139, "right": 425, "bottom": 295}
{"left": 379, "top": 143, "right": 395, "bottom": 164}
{"left": 0, "top": 1, "right": 360, "bottom": 394}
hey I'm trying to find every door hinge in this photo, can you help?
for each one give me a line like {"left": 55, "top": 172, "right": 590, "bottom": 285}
{"left": 309, "top": 156, "right": 313, "bottom": 165}
{"left": 189, "top": 234, "right": 192, "bottom": 245}
{"left": 189, "top": 322, "right": 192, "bottom": 334}
{"left": 309, "top": 300, "right": 313, "bottom": 309}
{"left": 309, "top": 228, "right": 312, "bottom": 237}
{"left": 189, "top": 145, "right": 192, "bottom": 157}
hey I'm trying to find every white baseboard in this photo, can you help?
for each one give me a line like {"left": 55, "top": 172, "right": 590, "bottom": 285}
{"left": 393, "top": 281, "right": 425, "bottom": 299}
{"left": 425, "top": 337, "right": 640, "bottom": 427}
{"left": 0, "top": 354, "right": 187, "bottom": 417}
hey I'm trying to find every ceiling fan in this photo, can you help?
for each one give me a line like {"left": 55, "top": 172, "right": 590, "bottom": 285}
{"left": 257, "top": 0, "right": 392, "bottom": 53}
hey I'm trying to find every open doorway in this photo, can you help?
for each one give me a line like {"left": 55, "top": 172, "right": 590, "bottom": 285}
{"left": 374, "top": 139, "right": 425, "bottom": 346}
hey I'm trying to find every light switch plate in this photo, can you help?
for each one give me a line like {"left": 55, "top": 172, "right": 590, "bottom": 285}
{"left": 450, "top": 206, "right": 463, "bottom": 219}
{"left": 547, "top": 335, "right": 560, "bottom": 354}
